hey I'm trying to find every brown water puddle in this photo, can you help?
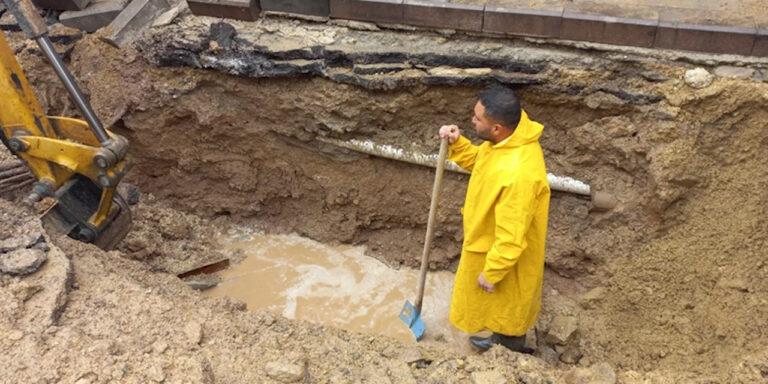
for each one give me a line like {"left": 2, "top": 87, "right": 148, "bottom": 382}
{"left": 205, "top": 230, "right": 472, "bottom": 352}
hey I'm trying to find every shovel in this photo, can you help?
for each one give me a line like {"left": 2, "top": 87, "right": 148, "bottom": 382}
{"left": 399, "top": 138, "right": 449, "bottom": 341}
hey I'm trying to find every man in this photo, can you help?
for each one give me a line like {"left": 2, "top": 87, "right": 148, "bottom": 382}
{"left": 438, "top": 86, "right": 550, "bottom": 353}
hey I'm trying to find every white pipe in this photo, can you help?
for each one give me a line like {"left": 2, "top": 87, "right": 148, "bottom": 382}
{"left": 318, "top": 137, "right": 592, "bottom": 196}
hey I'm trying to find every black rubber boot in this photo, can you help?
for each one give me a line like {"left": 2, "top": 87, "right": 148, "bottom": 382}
{"left": 469, "top": 333, "right": 534, "bottom": 354}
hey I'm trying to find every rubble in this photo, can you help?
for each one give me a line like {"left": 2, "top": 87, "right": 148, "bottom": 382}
{"left": 59, "top": 0, "right": 128, "bottom": 33}
{"left": 684, "top": 67, "right": 714, "bottom": 89}
{"left": 101, "top": 0, "right": 171, "bottom": 47}
{"left": 546, "top": 315, "right": 579, "bottom": 346}
{"left": 0, "top": 248, "right": 46, "bottom": 275}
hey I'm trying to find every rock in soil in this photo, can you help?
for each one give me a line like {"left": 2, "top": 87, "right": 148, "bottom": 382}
{"left": 546, "top": 315, "right": 579, "bottom": 346}
{"left": 684, "top": 68, "right": 713, "bottom": 89}
{"left": 0, "top": 248, "right": 47, "bottom": 276}
{"left": 183, "top": 274, "right": 220, "bottom": 290}
{"left": 264, "top": 361, "right": 305, "bottom": 383}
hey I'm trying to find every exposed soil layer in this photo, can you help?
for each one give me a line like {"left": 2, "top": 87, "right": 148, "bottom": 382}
{"left": 2, "top": 13, "right": 768, "bottom": 383}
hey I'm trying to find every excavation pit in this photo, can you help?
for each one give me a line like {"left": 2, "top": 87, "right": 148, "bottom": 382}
{"left": 1, "top": 10, "right": 767, "bottom": 383}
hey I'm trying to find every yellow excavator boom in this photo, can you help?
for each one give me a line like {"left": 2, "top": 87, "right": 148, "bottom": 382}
{"left": 0, "top": 0, "right": 131, "bottom": 249}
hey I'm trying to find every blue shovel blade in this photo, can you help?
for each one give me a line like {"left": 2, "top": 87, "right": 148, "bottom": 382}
{"left": 399, "top": 300, "right": 426, "bottom": 341}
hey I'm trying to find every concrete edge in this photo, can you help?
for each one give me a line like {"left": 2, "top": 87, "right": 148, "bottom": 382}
{"left": 181, "top": 0, "right": 768, "bottom": 58}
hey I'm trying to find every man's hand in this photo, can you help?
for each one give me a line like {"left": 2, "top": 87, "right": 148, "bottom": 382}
{"left": 439, "top": 125, "right": 460, "bottom": 144}
{"left": 478, "top": 273, "right": 495, "bottom": 293}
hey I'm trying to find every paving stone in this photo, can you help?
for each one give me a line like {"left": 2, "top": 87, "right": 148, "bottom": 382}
{"left": 187, "top": 0, "right": 261, "bottom": 21}
{"left": 674, "top": 23, "right": 756, "bottom": 55}
{"left": 560, "top": 11, "right": 605, "bottom": 43}
{"left": 261, "top": 0, "right": 329, "bottom": 17}
{"left": 483, "top": 6, "right": 563, "bottom": 38}
{"left": 33, "top": 0, "right": 90, "bottom": 11}
{"left": 601, "top": 16, "right": 657, "bottom": 48}
{"left": 330, "top": 0, "right": 403, "bottom": 25}
{"left": 102, "top": 0, "right": 171, "bottom": 47}
{"left": 59, "top": 0, "right": 128, "bottom": 32}
{"left": 754, "top": 28, "right": 768, "bottom": 57}
{"left": 403, "top": 0, "right": 483, "bottom": 32}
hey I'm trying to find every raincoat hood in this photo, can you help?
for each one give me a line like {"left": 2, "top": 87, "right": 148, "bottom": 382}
{"left": 493, "top": 110, "right": 543, "bottom": 149}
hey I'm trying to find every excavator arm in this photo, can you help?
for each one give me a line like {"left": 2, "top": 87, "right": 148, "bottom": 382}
{"left": 0, "top": 0, "right": 131, "bottom": 249}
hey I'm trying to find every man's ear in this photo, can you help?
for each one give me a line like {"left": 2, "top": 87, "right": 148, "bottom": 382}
{"left": 492, "top": 123, "right": 504, "bottom": 134}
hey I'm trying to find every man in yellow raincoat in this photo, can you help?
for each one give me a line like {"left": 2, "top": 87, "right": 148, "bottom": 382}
{"left": 438, "top": 86, "right": 550, "bottom": 353}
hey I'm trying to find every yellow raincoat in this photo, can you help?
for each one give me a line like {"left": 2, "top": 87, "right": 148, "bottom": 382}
{"left": 449, "top": 110, "right": 550, "bottom": 336}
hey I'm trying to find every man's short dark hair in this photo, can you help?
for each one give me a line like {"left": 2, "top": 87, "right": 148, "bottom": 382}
{"left": 477, "top": 86, "right": 522, "bottom": 130}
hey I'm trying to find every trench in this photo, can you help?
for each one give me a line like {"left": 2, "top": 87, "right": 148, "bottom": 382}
{"left": 110, "top": 64, "right": 768, "bottom": 378}
{"left": 114, "top": 68, "right": 649, "bottom": 360}
{"left": 15, "top": 21, "right": 768, "bottom": 380}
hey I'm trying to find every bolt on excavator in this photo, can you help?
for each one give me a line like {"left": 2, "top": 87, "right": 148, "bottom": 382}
{"left": 0, "top": 0, "right": 131, "bottom": 249}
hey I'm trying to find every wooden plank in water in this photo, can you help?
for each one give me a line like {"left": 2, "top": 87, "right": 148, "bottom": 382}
{"left": 177, "top": 259, "right": 230, "bottom": 279}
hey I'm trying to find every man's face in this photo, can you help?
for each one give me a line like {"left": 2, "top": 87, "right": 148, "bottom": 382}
{"left": 472, "top": 101, "right": 495, "bottom": 141}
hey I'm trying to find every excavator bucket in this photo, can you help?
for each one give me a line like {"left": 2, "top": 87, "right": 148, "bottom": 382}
{"left": 41, "top": 175, "right": 131, "bottom": 251}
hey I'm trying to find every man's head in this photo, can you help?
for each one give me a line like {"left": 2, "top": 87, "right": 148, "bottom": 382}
{"left": 472, "top": 86, "right": 522, "bottom": 143}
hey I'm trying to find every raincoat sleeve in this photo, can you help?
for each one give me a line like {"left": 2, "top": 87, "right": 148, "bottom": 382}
{"left": 482, "top": 181, "right": 541, "bottom": 284}
{"left": 448, "top": 135, "right": 479, "bottom": 172}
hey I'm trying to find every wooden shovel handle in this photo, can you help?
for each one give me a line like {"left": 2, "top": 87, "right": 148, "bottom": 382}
{"left": 414, "top": 138, "right": 449, "bottom": 314}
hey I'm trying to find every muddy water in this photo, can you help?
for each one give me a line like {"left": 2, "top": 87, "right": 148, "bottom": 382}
{"left": 205, "top": 230, "right": 474, "bottom": 352}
